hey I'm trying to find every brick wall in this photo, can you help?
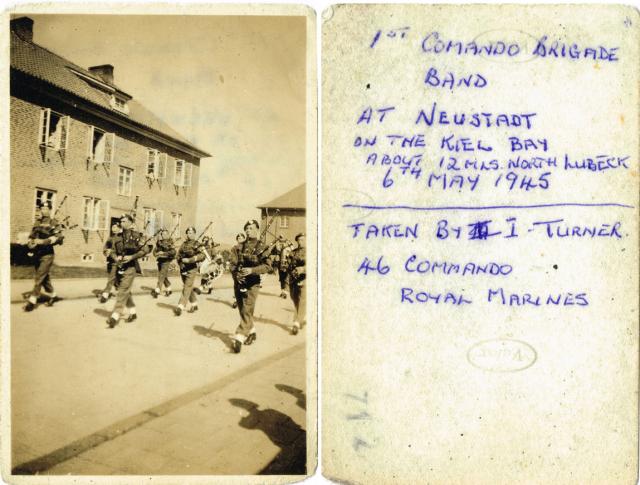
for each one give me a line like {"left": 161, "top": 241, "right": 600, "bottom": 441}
{"left": 11, "top": 95, "right": 202, "bottom": 268}
{"left": 260, "top": 209, "right": 306, "bottom": 246}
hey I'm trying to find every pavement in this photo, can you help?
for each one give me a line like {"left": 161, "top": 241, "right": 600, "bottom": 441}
{"left": 9, "top": 273, "right": 310, "bottom": 476}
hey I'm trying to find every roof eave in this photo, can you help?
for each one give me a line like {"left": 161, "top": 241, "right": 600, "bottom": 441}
{"left": 11, "top": 68, "right": 212, "bottom": 159}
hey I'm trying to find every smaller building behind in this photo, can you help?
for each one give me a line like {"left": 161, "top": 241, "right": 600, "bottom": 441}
{"left": 257, "top": 183, "right": 305, "bottom": 246}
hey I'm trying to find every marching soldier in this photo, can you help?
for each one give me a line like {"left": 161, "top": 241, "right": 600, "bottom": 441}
{"left": 229, "top": 220, "right": 272, "bottom": 353}
{"left": 99, "top": 223, "right": 122, "bottom": 303}
{"left": 24, "top": 201, "right": 63, "bottom": 311}
{"left": 272, "top": 236, "right": 294, "bottom": 299}
{"left": 152, "top": 228, "right": 176, "bottom": 298}
{"left": 106, "top": 214, "right": 152, "bottom": 328}
{"left": 231, "top": 232, "right": 246, "bottom": 309}
{"left": 174, "top": 226, "right": 205, "bottom": 316}
{"left": 288, "top": 233, "right": 306, "bottom": 335}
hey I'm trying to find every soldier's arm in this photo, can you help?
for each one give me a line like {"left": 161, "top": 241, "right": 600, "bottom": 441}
{"left": 229, "top": 246, "right": 240, "bottom": 273}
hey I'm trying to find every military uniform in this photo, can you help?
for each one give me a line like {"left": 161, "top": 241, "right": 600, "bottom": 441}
{"left": 153, "top": 238, "right": 176, "bottom": 297}
{"left": 107, "top": 229, "right": 151, "bottom": 327}
{"left": 24, "top": 215, "right": 63, "bottom": 310}
{"left": 100, "top": 232, "right": 122, "bottom": 302}
{"left": 288, "top": 245, "right": 306, "bottom": 333}
{"left": 174, "top": 239, "right": 205, "bottom": 315}
{"left": 229, "top": 237, "right": 272, "bottom": 344}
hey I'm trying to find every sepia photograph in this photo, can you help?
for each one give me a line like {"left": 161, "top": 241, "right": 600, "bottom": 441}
{"left": 3, "top": 5, "right": 316, "bottom": 481}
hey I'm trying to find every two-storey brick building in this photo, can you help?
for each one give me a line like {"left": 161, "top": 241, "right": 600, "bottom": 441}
{"left": 257, "top": 183, "right": 305, "bottom": 245}
{"left": 10, "top": 16, "right": 210, "bottom": 268}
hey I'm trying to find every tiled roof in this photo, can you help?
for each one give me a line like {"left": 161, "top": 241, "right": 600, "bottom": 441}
{"left": 258, "top": 183, "right": 305, "bottom": 210}
{"left": 11, "top": 31, "right": 210, "bottom": 157}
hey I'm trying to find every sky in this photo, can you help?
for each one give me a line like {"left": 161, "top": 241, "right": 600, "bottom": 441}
{"left": 29, "top": 14, "right": 307, "bottom": 244}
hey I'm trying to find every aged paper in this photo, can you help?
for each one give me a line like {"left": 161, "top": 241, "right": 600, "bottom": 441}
{"left": 323, "top": 4, "right": 639, "bottom": 484}
{"left": 2, "top": 3, "right": 316, "bottom": 483}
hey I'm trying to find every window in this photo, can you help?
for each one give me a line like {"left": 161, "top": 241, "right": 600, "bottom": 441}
{"left": 171, "top": 212, "right": 182, "bottom": 235}
{"left": 147, "top": 150, "right": 167, "bottom": 179}
{"left": 82, "top": 197, "right": 109, "bottom": 230}
{"left": 33, "top": 188, "right": 56, "bottom": 221}
{"left": 87, "top": 126, "right": 115, "bottom": 164}
{"left": 118, "top": 166, "right": 133, "bottom": 196}
{"left": 143, "top": 208, "right": 163, "bottom": 237}
{"left": 279, "top": 215, "right": 289, "bottom": 229}
{"left": 174, "top": 159, "right": 192, "bottom": 187}
{"left": 38, "top": 108, "right": 69, "bottom": 151}
{"left": 110, "top": 95, "right": 129, "bottom": 114}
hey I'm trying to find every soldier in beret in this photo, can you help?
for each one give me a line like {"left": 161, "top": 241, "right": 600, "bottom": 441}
{"left": 152, "top": 228, "right": 176, "bottom": 298}
{"left": 24, "top": 200, "right": 63, "bottom": 311}
{"left": 228, "top": 220, "right": 272, "bottom": 353}
{"left": 174, "top": 226, "right": 205, "bottom": 316}
{"left": 106, "top": 214, "right": 152, "bottom": 328}
{"left": 288, "top": 233, "right": 307, "bottom": 335}
{"left": 99, "top": 222, "right": 122, "bottom": 303}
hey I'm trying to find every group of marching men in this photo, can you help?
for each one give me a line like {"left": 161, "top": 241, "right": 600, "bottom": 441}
{"left": 23, "top": 201, "right": 306, "bottom": 354}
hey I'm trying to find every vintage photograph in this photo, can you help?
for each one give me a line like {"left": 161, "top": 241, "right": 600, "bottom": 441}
{"left": 4, "top": 7, "right": 315, "bottom": 479}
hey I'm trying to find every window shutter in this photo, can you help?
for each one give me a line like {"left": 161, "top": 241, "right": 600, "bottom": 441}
{"left": 38, "top": 108, "right": 50, "bottom": 146}
{"left": 97, "top": 200, "right": 110, "bottom": 230}
{"left": 158, "top": 153, "right": 167, "bottom": 179}
{"left": 60, "top": 116, "right": 70, "bottom": 151}
{"left": 174, "top": 160, "right": 184, "bottom": 185}
{"left": 147, "top": 150, "right": 155, "bottom": 176}
{"left": 184, "top": 163, "right": 193, "bottom": 187}
{"left": 86, "top": 126, "right": 94, "bottom": 160}
{"left": 105, "top": 133, "right": 115, "bottom": 163}
{"left": 82, "top": 197, "right": 93, "bottom": 229}
{"left": 155, "top": 210, "right": 164, "bottom": 231}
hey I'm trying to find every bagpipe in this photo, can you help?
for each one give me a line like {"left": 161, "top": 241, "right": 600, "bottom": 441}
{"left": 26, "top": 195, "right": 78, "bottom": 253}
{"left": 178, "top": 221, "right": 213, "bottom": 273}
{"left": 153, "top": 222, "right": 180, "bottom": 260}
{"left": 113, "top": 219, "right": 157, "bottom": 270}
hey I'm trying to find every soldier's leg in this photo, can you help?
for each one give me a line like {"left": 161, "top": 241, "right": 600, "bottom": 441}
{"left": 234, "top": 284, "right": 258, "bottom": 341}
{"left": 101, "top": 264, "right": 117, "bottom": 302}
{"left": 174, "top": 272, "right": 190, "bottom": 315}
{"left": 297, "top": 286, "right": 307, "bottom": 326}
{"left": 108, "top": 267, "right": 135, "bottom": 326}
{"left": 279, "top": 270, "right": 288, "bottom": 298}
{"left": 187, "top": 271, "right": 199, "bottom": 312}
{"left": 26, "top": 255, "right": 54, "bottom": 309}
{"left": 162, "top": 262, "right": 172, "bottom": 292}
{"left": 125, "top": 275, "right": 137, "bottom": 322}
{"left": 290, "top": 284, "right": 301, "bottom": 334}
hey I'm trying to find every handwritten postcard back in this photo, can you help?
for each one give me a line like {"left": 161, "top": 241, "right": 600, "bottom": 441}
{"left": 322, "top": 4, "right": 639, "bottom": 484}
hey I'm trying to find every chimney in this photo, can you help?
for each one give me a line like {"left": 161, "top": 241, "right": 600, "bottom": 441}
{"left": 88, "top": 64, "right": 114, "bottom": 85}
{"left": 10, "top": 17, "right": 34, "bottom": 42}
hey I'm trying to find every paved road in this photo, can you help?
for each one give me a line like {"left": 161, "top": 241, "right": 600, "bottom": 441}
{"left": 10, "top": 273, "right": 309, "bottom": 476}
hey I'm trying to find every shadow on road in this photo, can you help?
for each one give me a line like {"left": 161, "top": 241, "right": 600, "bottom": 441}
{"left": 275, "top": 384, "right": 306, "bottom": 410}
{"left": 228, "top": 398, "right": 306, "bottom": 475}
{"left": 193, "top": 325, "right": 235, "bottom": 352}
{"left": 255, "top": 315, "right": 291, "bottom": 334}
{"left": 156, "top": 302, "right": 176, "bottom": 313}
{"left": 92, "top": 308, "right": 111, "bottom": 318}
{"left": 206, "top": 297, "right": 235, "bottom": 309}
